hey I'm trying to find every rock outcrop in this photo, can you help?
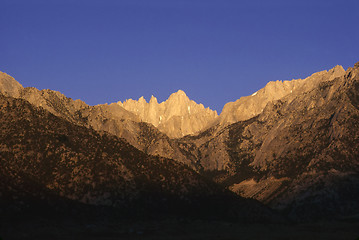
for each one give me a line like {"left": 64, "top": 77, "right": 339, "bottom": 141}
{"left": 0, "top": 71, "right": 23, "bottom": 98}
{"left": 0, "top": 93, "right": 279, "bottom": 223}
{"left": 0, "top": 71, "right": 88, "bottom": 123}
{"left": 118, "top": 90, "right": 218, "bottom": 138}
{"left": 0, "top": 72, "right": 203, "bottom": 168}
{"left": 218, "top": 65, "right": 346, "bottom": 125}
{"left": 177, "top": 63, "right": 359, "bottom": 220}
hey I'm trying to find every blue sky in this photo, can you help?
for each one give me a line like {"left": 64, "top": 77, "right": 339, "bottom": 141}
{"left": 1, "top": 0, "right": 358, "bottom": 113}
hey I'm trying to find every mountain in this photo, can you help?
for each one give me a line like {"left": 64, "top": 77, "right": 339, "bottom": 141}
{"left": 0, "top": 71, "right": 23, "bottom": 98}
{"left": 0, "top": 93, "right": 278, "bottom": 225}
{"left": 218, "top": 65, "right": 345, "bottom": 125}
{"left": 1, "top": 62, "right": 359, "bottom": 223}
{"left": 118, "top": 90, "right": 218, "bottom": 138}
{"left": 178, "top": 62, "right": 359, "bottom": 220}
{"left": 0, "top": 72, "right": 202, "bottom": 169}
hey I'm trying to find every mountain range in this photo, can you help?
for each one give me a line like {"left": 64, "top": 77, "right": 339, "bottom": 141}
{"left": 1, "top": 62, "right": 359, "bottom": 238}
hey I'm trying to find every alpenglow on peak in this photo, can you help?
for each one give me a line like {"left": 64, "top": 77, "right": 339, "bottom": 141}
{"left": 118, "top": 90, "right": 218, "bottom": 138}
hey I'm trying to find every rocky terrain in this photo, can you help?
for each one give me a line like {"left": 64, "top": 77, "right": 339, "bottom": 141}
{"left": 119, "top": 90, "right": 218, "bottom": 138}
{"left": 1, "top": 62, "right": 359, "bottom": 238}
{"left": 0, "top": 94, "right": 278, "bottom": 222}
{"left": 0, "top": 72, "right": 209, "bottom": 169}
{"left": 218, "top": 65, "right": 345, "bottom": 125}
{"left": 178, "top": 62, "right": 359, "bottom": 220}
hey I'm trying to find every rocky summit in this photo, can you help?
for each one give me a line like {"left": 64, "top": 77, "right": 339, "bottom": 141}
{"left": 218, "top": 65, "right": 346, "bottom": 126}
{"left": 1, "top": 62, "right": 359, "bottom": 239}
{"left": 118, "top": 90, "right": 218, "bottom": 138}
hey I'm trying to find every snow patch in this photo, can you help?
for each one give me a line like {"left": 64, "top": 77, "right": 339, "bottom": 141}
{"left": 251, "top": 91, "right": 258, "bottom": 96}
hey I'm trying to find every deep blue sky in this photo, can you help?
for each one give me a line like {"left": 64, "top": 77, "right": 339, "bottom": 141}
{"left": 1, "top": 0, "right": 358, "bottom": 113}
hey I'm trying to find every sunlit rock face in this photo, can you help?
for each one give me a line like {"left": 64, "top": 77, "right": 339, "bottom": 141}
{"left": 0, "top": 71, "right": 89, "bottom": 124}
{"left": 218, "top": 65, "right": 346, "bottom": 126}
{"left": 177, "top": 63, "right": 359, "bottom": 220}
{"left": 118, "top": 90, "right": 218, "bottom": 138}
{"left": 0, "top": 73, "right": 206, "bottom": 168}
{"left": 0, "top": 71, "right": 23, "bottom": 98}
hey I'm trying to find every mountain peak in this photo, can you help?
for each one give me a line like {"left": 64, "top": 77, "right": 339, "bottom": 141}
{"left": 332, "top": 64, "right": 345, "bottom": 71}
{"left": 119, "top": 89, "right": 217, "bottom": 138}
{"left": 328, "top": 65, "right": 345, "bottom": 76}
{"left": 0, "top": 71, "right": 24, "bottom": 98}
{"left": 219, "top": 64, "right": 347, "bottom": 125}
{"left": 149, "top": 95, "right": 158, "bottom": 104}
{"left": 138, "top": 96, "right": 146, "bottom": 103}
{"left": 168, "top": 89, "right": 188, "bottom": 100}
{"left": 175, "top": 89, "right": 187, "bottom": 96}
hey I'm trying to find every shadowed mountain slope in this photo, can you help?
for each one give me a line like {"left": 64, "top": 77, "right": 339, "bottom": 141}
{"left": 0, "top": 94, "right": 279, "bottom": 223}
{"left": 0, "top": 72, "right": 204, "bottom": 168}
{"left": 177, "top": 62, "right": 359, "bottom": 221}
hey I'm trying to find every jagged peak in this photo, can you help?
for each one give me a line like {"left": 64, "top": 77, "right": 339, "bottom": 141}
{"left": 138, "top": 96, "right": 146, "bottom": 103}
{"left": 327, "top": 65, "right": 346, "bottom": 78}
{"left": 0, "top": 70, "right": 24, "bottom": 97}
{"left": 331, "top": 65, "right": 345, "bottom": 72}
{"left": 169, "top": 89, "right": 187, "bottom": 97}
{"left": 305, "top": 65, "right": 345, "bottom": 80}
{"left": 149, "top": 95, "right": 158, "bottom": 104}
{"left": 175, "top": 89, "right": 186, "bottom": 95}
{"left": 167, "top": 89, "right": 189, "bottom": 101}
{"left": 0, "top": 71, "right": 23, "bottom": 86}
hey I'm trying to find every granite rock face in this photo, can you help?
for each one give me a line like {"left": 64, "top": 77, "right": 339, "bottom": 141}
{"left": 0, "top": 71, "right": 88, "bottom": 123}
{"left": 177, "top": 63, "right": 359, "bottom": 220}
{"left": 218, "top": 65, "right": 346, "bottom": 126}
{"left": 0, "top": 72, "right": 206, "bottom": 168}
{"left": 118, "top": 90, "right": 218, "bottom": 138}
{"left": 0, "top": 71, "right": 23, "bottom": 98}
